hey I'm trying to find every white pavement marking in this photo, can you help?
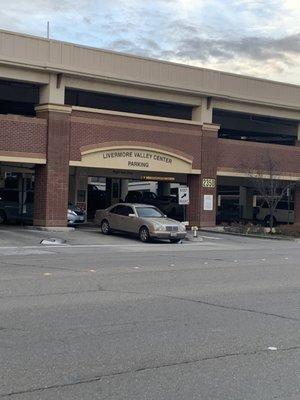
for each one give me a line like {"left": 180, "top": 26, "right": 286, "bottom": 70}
{"left": 198, "top": 235, "right": 221, "bottom": 240}
{"left": 0, "top": 241, "right": 221, "bottom": 250}
{"left": 0, "top": 242, "right": 225, "bottom": 256}
{"left": 0, "top": 249, "right": 53, "bottom": 256}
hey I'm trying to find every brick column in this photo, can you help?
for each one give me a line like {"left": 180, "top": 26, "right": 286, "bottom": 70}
{"left": 187, "top": 123, "right": 219, "bottom": 227}
{"left": 294, "top": 185, "right": 300, "bottom": 225}
{"left": 33, "top": 105, "right": 71, "bottom": 227}
{"left": 187, "top": 174, "right": 201, "bottom": 226}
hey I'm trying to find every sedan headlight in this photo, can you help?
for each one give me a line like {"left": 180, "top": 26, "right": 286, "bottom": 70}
{"left": 153, "top": 222, "right": 166, "bottom": 231}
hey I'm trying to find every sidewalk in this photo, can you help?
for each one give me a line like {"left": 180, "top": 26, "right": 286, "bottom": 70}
{"left": 0, "top": 224, "right": 204, "bottom": 248}
{"left": 200, "top": 226, "right": 296, "bottom": 241}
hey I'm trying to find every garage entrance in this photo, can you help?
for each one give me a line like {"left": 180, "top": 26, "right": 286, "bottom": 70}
{"left": 69, "top": 143, "right": 196, "bottom": 222}
{"left": 69, "top": 168, "right": 187, "bottom": 222}
{"left": 0, "top": 163, "right": 35, "bottom": 225}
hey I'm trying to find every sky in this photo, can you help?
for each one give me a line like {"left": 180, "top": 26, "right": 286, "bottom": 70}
{"left": 0, "top": 0, "right": 299, "bottom": 84}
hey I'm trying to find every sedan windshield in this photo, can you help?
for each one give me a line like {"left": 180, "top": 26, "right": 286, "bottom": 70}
{"left": 136, "top": 207, "right": 164, "bottom": 218}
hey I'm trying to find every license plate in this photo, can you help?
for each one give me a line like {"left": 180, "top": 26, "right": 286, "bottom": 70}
{"left": 170, "top": 233, "right": 177, "bottom": 237}
{"left": 79, "top": 216, "right": 84, "bottom": 221}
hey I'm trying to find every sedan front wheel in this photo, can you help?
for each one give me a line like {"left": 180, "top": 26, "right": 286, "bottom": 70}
{"left": 101, "top": 219, "right": 111, "bottom": 234}
{"left": 139, "top": 226, "right": 150, "bottom": 242}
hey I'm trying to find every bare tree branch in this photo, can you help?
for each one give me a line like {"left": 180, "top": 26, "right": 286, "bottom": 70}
{"left": 241, "top": 150, "right": 295, "bottom": 228}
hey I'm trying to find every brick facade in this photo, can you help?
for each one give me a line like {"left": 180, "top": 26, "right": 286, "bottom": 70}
{"left": 186, "top": 125, "right": 219, "bottom": 227}
{"left": 218, "top": 139, "right": 300, "bottom": 176}
{"left": 70, "top": 111, "right": 202, "bottom": 169}
{"left": 187, "top": 175, "right": 202, "bottom": 226}
{"left": 1, "top": 107, "right": 300, "bottom": 228}
{"left": 33, "top": 110, "right": 71, "bottom": 227}
{"left": 0, "top": 114, "right": 47, "bottom": 157}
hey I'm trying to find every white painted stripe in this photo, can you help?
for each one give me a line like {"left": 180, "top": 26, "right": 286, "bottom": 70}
{"left": 0, "top": 242, "right": 218, "bottom": 251}
{"left": 198, "top": 235, "right": 221, "bottom": 240}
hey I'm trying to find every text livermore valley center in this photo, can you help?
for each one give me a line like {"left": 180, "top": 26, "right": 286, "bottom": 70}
{"left": 102, "top": 150, "right": 173, "bottom": 169}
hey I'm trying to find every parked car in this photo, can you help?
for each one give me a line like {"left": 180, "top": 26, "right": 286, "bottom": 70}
{"left": 95, "top": 203, "right": 186, "bottom": 243}
{"left": 125, "top": 191, "right": 182, "bottom": 218}
{"left": 67, "top": 203, "right": 86, "bottom": 225}
{"left": 255, "top": 199, "right": 294, "bottom": 225}
{"left": 0, "top": 189, "right": 85, "bottom": 225}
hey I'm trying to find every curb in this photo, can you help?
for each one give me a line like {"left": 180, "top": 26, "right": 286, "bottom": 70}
{"left": 199, "top": 229, "right": 296, "bottom": 241}
{"left": 23, "top": 226, "right": 75, "bottom": 232}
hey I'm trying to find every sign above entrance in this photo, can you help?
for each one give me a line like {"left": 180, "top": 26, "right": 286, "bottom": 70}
{"left": 103, "top": 150, "right": 172, "bottom": 169}
{"left": 80, "top": 146, "right": 194, "bottom": 174}
{"left": 141, "top": 176, "right": 175, "bottom": 182}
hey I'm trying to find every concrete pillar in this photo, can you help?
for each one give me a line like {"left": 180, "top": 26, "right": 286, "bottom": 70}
{"left": 192, "top": 98, "right": 213, "bottom": 123}
{"left": 105, "top": 178, "right": 120, "bottom": 206}
{"left": 187, "top": 123, "right": 219, "bottom": 227}
{"left": 120, "top": 179, "right": 129, "bottom": 201}
{"left": 239, "top": 186, "right": 253, "bottom": 220}
{"left": 75, "top": 171, "right": 88, "bottom": 211}
{"left": 294, "top": 185, "right": 300, "bottom": 224}
{"left": 105, "top": 178, "right": 112, "bottom": 208}
{"left": 39, "top": 74, "right": 65, "bottom": 105}
{"left": 157, "top": 182, "right": 171, "bottom": 197}
{"left": 33, "top": 104, "right": 71, "bottom": 227}
{"left": 162, "top": 182, "right": 171, "bottom": 196}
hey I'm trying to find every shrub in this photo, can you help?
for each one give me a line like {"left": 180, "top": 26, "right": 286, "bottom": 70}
{"left": 276, "top": 224, "right": 300, "bottom": 237}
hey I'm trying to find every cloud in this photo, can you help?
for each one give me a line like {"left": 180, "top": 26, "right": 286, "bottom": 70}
{"left": 0, "top": 0, "right": 299, "bottom": 84}
{"left": 174, "top": 33, "right": 300, "bottom": 62}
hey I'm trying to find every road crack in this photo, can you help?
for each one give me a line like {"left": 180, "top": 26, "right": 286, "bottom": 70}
{"left": 1, "top": 345, "right": 299, "bottom": 397}
{"left": 168, "top": 296, "right": 300, "bottom": 322}
{"left": 101, "top": 288, "right": 300, "bottom": 323}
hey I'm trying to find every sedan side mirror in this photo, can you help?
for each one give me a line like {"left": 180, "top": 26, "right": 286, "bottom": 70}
{"left": 128, "top": 213, "right": 136, "bottom": 218}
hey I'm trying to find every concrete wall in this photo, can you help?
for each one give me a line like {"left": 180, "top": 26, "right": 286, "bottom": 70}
{"left": 1, "top": 29, "right": 300, "bottom": 111}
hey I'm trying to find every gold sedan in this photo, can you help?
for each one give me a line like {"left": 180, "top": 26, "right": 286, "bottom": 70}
{"left": 95, "top": 203, "right": 186, "bottom": 243}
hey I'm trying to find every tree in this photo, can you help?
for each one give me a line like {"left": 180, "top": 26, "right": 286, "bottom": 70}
{"left": 244, "top": 151, "right": 295, "bottom": 229}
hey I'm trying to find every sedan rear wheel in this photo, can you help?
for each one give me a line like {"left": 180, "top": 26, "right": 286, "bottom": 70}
{"left": 139, "top": 226, "right": 150, "bottom": 242}
{"left": 101, "top": 219, "right": 111, "bottom": 234}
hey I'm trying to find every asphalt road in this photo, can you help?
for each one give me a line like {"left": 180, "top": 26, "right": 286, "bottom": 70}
{"left": 0, "top": 227, "right": 299, "bottom": 399}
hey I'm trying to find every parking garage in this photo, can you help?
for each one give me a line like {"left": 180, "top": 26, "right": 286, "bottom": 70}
{"left": 0, "top": 30, "right": 300, "bottom": 228}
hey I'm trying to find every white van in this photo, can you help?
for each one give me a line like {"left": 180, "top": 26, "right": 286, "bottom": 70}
{"left": 255, "top": 198, "right": 294, "bottom": 225}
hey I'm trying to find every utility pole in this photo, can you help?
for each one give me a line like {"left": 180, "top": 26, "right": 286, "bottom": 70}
{"left": 47, "top": 21, "right": 50, "bottom": 39}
